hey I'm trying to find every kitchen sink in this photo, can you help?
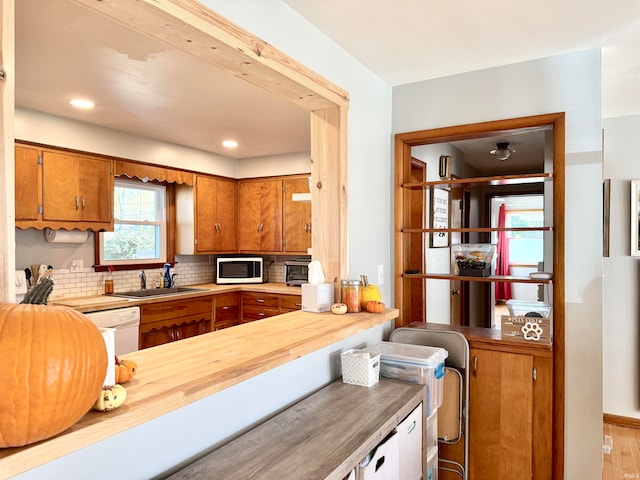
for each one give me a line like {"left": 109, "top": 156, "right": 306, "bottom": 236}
{"left": 111, "top": 286, "right": 209, "bottom": 298}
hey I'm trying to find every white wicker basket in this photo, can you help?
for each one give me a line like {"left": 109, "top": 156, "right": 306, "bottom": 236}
{"left": 341, "top": 349, "right": 380, "bottom": 387}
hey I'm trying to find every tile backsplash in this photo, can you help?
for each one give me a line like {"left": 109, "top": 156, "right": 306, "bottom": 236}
{"left": 43, "top": 259, "right": 287, "bottom": 300}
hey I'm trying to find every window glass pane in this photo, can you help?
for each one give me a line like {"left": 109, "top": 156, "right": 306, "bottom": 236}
{"left": 506, "top": 211, "right": 543, "bottom": 239}
{"left": 99, "top": 179, "right": 166, "bottom": 265}
{"left": 505, "top": 209, "right": 544, "bottom": 264}
{"left": 103, "top": 224, "right": 161, "bottom": 260}
{"left": 114, "top": 186, "right": 158, "bottom": 222}
{"left": 508, "top": 238, "right": 543, "bottom": 264}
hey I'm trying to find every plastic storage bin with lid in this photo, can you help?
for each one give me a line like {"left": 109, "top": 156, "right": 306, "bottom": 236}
{"left": 505, "top": 299, "right": 552, "bottom": 318}
{"left": 364, "top": 342, "right": 448, "bottom": 416}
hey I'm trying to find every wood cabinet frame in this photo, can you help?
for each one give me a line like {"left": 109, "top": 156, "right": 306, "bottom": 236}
{"left": 1, "top": 0, "right": 349, "bottom": 303}
{"left": 394, "top": 112, "right": 565, "bottom": 479}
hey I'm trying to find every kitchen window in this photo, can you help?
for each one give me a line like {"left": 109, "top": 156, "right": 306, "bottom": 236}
{"left": 98, "top": 179, "right": 167, "bottom": 265}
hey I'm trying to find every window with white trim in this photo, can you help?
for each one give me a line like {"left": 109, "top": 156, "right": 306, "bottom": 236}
{"left": 99, "top": 179, "right": 167, "bottom": 265}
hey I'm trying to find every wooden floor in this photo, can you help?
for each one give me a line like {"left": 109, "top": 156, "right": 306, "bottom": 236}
{"left": 603, "top": 422, "right": 640, "bottom": 480}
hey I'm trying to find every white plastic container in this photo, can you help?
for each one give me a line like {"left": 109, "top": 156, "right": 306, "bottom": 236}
{"left": 365, "top": 342, "right": 448, "bottom": 416}
{"left": 341, "top": 349, "right": 380, "bottom": 387}
{"left": 506, "top": 300, "right": 552, "bottom": 318}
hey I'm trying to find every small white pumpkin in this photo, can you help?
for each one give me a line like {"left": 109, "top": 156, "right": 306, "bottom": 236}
{"left": 93, "top": 384, "right": 127, "bottom": 412}
{"left": 331, "top": 303, "right": 348, "bottom": 315}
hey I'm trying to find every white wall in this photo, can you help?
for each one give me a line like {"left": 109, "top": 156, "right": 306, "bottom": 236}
{"left": 392, "top": 50, "right": 603, "bottom": 478}
{"left": 602, "top": 114, "right": 640, "bottom": 419}
{"left": 238, "top": 152, "right": 310, "bottom": 178}
{"left": 15, "top": 108, "right": 240, "bottom": 178}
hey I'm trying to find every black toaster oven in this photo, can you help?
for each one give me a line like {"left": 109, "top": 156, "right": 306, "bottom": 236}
{"left": 284, "top": 260, "right": 309, "bottom": 286}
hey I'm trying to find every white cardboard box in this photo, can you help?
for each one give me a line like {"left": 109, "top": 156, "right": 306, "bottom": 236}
{"left": 301, "top": 283, "right": 334, "bottom": 312}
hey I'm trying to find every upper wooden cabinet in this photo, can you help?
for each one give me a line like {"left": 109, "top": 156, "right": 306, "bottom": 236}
{"left": 14, "top": 145, "right": 40, "bottom": 222}
{"left": 176, "top": 174, "right": 238, "bottom": 254}
{"left": 238, "top": 178, "right": 283, "bottom": 253}
{"left": 15, "top": 143, "right": 114, "bottom": 231}
{"left": 283, "top": 177, "right": 311, "bottom": 253}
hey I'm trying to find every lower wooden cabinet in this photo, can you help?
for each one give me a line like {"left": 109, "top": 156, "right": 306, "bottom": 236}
{"left": 213, "top": 292, "right": 241, "bottom": 330}
{"left": 468, "top": 347, "right": 552, "bottom": 480}
{"left": 279, "top": 293, "right": 303, "bottom": 312}
{"left": 240, "top": 292, "right": 302, "bottom": 323}
{"left": 139, "top": 296, "right": 213, "bottom": 349}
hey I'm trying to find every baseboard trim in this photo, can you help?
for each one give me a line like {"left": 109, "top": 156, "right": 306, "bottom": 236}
{"left": 604, "top": 413, "right": 640, "bottom": 429}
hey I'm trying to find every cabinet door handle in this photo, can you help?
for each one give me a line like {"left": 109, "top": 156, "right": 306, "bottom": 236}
{"left": 75, "top": 196, "right": 79, "bottom": 210}
{"left": 295, "top": 303, "right": 302, "bottom": 307}
{"left": 473, "top": 356, "right": 478, "bottom": 377}
{"left": 217, "top": 223, "right": 221, "bottom": 232}
{"left": 256, "top": 298, "right": 265, "bottom": 303}
{"left": 81, "top": 197, "right": 86, "bottom": 210}
{"left": 258, "top": 312, "right": 265, "bottom": 317}
{"left": 222, "top": 305, "right": 230, "bottom": 310}
{"left": 452, "top": 289, "right": 460, "bottom": 296}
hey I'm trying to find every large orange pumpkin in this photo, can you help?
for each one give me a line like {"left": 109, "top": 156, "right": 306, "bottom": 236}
{"left": 0, "top": 303, "right": 108, "bottom": 447}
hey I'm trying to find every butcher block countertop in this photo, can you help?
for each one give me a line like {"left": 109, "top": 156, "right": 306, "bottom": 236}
{"left": 0, "top": 305, "right": 398, "bottom": 479}
{"left": 50, "top": 282, "right": 303, "bottom": 313}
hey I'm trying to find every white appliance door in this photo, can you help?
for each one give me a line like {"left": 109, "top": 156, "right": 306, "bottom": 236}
{"left": 85, "top": 307, "right": 140, "bottom": 356}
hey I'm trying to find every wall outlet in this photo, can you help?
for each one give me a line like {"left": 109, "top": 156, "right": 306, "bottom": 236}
{"left": 71, "top": 259, "right": 83, "bottom": 271}
{"left": 377, "top": 264, "right": 384, "bottom": 285}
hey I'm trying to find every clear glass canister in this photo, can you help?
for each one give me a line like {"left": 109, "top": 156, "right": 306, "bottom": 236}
{"left": 341, "top": 279, "right": 362, "bottom": 313}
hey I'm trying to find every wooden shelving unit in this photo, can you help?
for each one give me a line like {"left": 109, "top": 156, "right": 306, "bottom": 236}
{"left": 402, "top": 272, "right": 553, "bottom": 284}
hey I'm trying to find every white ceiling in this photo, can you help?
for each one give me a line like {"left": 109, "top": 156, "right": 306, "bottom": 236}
{"left": 15, "top": 1, "right": 640, "bottom": 164}
{"left": 283, "top": 0, "right": 640, "bottom": 120}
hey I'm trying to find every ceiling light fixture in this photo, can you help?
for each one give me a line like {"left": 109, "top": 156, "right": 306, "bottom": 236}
{"left": 490, "top": 142, "right": 515, "bottom": 161}
{"left": 222, "top": 140, "right": 238, "bottom": 149}
{"left": 69, "top": 98, "right": 95, "bottom": 109}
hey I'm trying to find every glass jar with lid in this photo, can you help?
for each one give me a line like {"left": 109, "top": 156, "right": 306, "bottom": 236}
{"left": 341, "top": 279, "right": 362, "bottom": 313}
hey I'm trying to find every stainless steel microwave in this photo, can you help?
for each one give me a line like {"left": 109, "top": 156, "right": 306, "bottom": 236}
{"left": 216, "top": 257, "right": 263, "bottom": 284}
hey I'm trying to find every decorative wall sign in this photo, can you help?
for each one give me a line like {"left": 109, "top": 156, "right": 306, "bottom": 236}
{"left": 501, "top": 315, "right": 552, "bottom": 344}
{"left": 632, "top": 180, "right": 640, "bottom": 256}
{"left": 430, "top": 188, "right": 449, "bottom": 247}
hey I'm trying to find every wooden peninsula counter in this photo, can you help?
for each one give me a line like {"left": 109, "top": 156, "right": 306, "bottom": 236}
{"left": 0, "top": 307, "right": 398, "bottom": 479}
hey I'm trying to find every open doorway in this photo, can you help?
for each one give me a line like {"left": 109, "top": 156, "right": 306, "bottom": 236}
{"left": 490, "top": 194, "right": 545, "bottom": 327}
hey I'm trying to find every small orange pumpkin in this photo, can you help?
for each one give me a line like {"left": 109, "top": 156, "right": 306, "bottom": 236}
{"left": 0, "top": 303, "right": 108, "bottom": 447}
{"left": 114, "top": 358, "right": 137, "bottom": 384}
{"left": 365, "top": 301, "right": 386, "bottom": 313}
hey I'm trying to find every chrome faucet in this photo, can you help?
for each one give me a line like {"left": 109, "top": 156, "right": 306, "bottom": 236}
{"left": 139, "top": 270, "right": 146, "bottom": 290}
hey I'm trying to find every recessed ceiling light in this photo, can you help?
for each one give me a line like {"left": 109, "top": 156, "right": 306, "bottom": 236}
{"left": 222, "top": 140, "right": 238, "bottom": 149}
{"left": 69, "top": 98, "right": 95, "bottom": 109}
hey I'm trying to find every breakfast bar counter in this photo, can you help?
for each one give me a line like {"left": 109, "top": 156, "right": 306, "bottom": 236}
{"left": 0, "top": 307, "right": 398, "bottom": 479}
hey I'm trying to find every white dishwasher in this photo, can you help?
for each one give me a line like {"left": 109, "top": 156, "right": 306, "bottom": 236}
{"left": 85, "top": 306, "right": 141, "bottom": 356}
